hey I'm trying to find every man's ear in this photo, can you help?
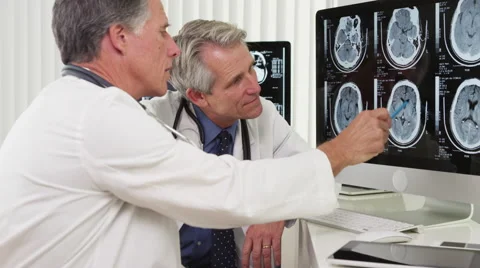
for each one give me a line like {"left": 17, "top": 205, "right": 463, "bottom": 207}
{"left": 107, "top": 24, "right": 128, "bottom": 54}
{"left": 186, "top": 88, "right": 208, "bottom": 107}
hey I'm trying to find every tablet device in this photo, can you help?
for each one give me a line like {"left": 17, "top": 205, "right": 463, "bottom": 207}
{"left": 327, "top": 240, "right": 480, "bottom": 268}
{"left": 340, "top": 184, "right": 391, "bottom": 196}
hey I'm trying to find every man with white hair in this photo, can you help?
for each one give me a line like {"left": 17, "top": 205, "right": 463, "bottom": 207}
{"left": 143, "top": 19, "right": 392, "bottom": 268}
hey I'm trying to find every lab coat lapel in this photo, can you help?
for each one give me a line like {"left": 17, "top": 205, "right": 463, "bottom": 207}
{"left": 176, "top": 101, "right": 202, "bottom": 148}
{"left": 232, "top": 120, "right": 257, "bottom": 160}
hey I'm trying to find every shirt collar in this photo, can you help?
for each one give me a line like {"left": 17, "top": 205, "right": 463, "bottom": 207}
{"left": 192, "top": 104, "right": 238, "bottom": 145}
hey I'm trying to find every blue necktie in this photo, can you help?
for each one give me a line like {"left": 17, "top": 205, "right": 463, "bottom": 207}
{"left": 211, "top": 130, "right": 237, "bottom": 268}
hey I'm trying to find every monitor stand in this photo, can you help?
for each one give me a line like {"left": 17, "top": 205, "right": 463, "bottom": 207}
{"left": 338, "top": 193, "right": 474, "bottom": 229}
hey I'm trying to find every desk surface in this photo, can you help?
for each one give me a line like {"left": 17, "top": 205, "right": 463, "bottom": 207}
{"left": 299, "top": 219, "right": 480, "bottom": 268}
{"left": 298, "top": 193, "right": 480, "bottom": 267}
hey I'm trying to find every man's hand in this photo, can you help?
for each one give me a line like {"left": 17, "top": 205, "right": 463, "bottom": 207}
{"left": 319, "top": 108, "right": 391, "bottom": 175}
{"left": 241, "top": 221, "right": 285, "bottom": 268}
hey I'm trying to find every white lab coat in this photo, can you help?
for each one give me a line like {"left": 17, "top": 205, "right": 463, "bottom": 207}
{"left": 0, "top": 76, "right": 338, "bottom": 268}
{"left": 142, "top": 91, "right": 326, "bottom": 264}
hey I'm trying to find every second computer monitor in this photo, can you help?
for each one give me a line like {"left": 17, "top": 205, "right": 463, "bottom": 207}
{"left": 247, "top": 41, "right": 291, "bottom": 124}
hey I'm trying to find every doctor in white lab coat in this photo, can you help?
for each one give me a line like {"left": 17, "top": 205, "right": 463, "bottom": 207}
{"left": 143, "top": 92, "right": 311, "bottom": 171}
{"left": 143, "top": 90, "right": 314, "bottom": 267}
{"left": 0, "top": 1, "right": 391, "bottom": 267}
{"left": 141, "top": 22, "right": 314, "bottom": 268}
{"left": 141, "top": 19, "right": 388, "bottom": 268}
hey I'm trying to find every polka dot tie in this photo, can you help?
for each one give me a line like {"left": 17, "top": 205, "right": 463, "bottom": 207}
{"left": 215, "top": 130, "right": 232, "bottom": 156}
{"left": 212, "top": 229, "right": 237, "bottom": 267}
{"left": 212, "top": 130, "right": 237, "bottom": 267}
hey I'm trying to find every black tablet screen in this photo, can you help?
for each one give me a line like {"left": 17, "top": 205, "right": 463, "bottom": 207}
{"left": 331, "top": 241, "right": 480, "bottom": 268}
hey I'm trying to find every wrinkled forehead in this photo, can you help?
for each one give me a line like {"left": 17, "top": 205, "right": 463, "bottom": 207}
{"left": 201, "top": 42, "right": 249, "bottom": 60}
{"left": 203, "top": 43, "right": 250, "bottom": 68}
{"left": 204, "top": 44, "right": 253, "bottom": 85}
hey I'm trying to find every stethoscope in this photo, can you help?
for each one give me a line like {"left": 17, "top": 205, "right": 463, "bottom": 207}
{"left": 172, "top": 98, "right": 251, "bottom": 160}
{"left": 61, "top": 64, "right": 252, "bottom": 160}
{"left": 61, "top": 64, "right": 198, "bottom": 147}
{"left": 62, "top": 64, "right": 114, "bottom": 89}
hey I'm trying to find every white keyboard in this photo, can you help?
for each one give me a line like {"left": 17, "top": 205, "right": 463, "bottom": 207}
{"left": 306, "top": 209, "right": 420, "bottom": 233}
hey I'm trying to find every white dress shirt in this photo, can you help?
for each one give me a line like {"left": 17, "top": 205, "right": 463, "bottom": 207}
{"left": 0, "top": 76, "right": 338, "bottom": 267}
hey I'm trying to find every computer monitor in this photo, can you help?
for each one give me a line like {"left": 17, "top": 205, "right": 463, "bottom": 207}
{"left": 316, "top": 0, "right": 480, "bottom": 226}
{"left": 247, "top": 41, "right": 291, "bottom": 124}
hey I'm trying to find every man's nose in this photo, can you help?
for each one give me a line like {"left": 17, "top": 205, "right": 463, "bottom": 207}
{"left": 246, "top": 72, "right": 261, "bottom": 94}
{"left": 246, "top": 82, "right": 261, "bottom": 95}
{"left": 167, "top": 34, "right": 181, "bottom": 58}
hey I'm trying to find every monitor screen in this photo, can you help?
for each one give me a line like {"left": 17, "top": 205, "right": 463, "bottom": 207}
{"left": 316, "top": 0, "right": 480, "bottom": 177}
{"left": 247, "top": 41, "right": 291, "bottom": 124}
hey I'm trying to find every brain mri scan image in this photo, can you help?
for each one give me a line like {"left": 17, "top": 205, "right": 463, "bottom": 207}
{"left": 250, "top": 51, "right": 268, "bottom": 84}
{"left": 386, "top": 7, "right": 421, "bottom": 67}
{"left": 450, "top": 79, "right": 480, "bottom": 150}
{"left": 387, "top": 80, "right": 421, "bottom": 145}
{"left": 450, "top": 0, "right": 480, "bottom": 63}
{"left": 334, "top": 82, "right": 363, "bottom": 133}
{"left": 334, "top": 15, "right": 363, "bottom": 71}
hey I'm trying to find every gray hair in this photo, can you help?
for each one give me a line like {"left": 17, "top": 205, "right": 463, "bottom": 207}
{"left": 170, "top": 19, "right": 247, "bottom": 97}
{"left": 52, "top": 0, "right": 151, "bottom": 64}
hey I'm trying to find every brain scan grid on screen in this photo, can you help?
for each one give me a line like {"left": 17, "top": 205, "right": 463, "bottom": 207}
{"left": 318, "top": 0, "right": 480, "bottom": 176}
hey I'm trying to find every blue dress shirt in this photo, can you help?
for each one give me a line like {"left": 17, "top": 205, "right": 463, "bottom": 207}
{"left": 180, "top": 105, "right": 238, "bottom": 268}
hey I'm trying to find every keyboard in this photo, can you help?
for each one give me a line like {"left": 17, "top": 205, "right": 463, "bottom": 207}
{"left": 306, "top": 209, "right": 420, "bottom": 233}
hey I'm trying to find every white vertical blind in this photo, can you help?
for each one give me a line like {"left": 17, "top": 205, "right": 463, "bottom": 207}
{"left": 0, "top": 0, "right": 334, "bottom": 148}
{"left": 0, "top": 0, "right": 63, "bottom": 145}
